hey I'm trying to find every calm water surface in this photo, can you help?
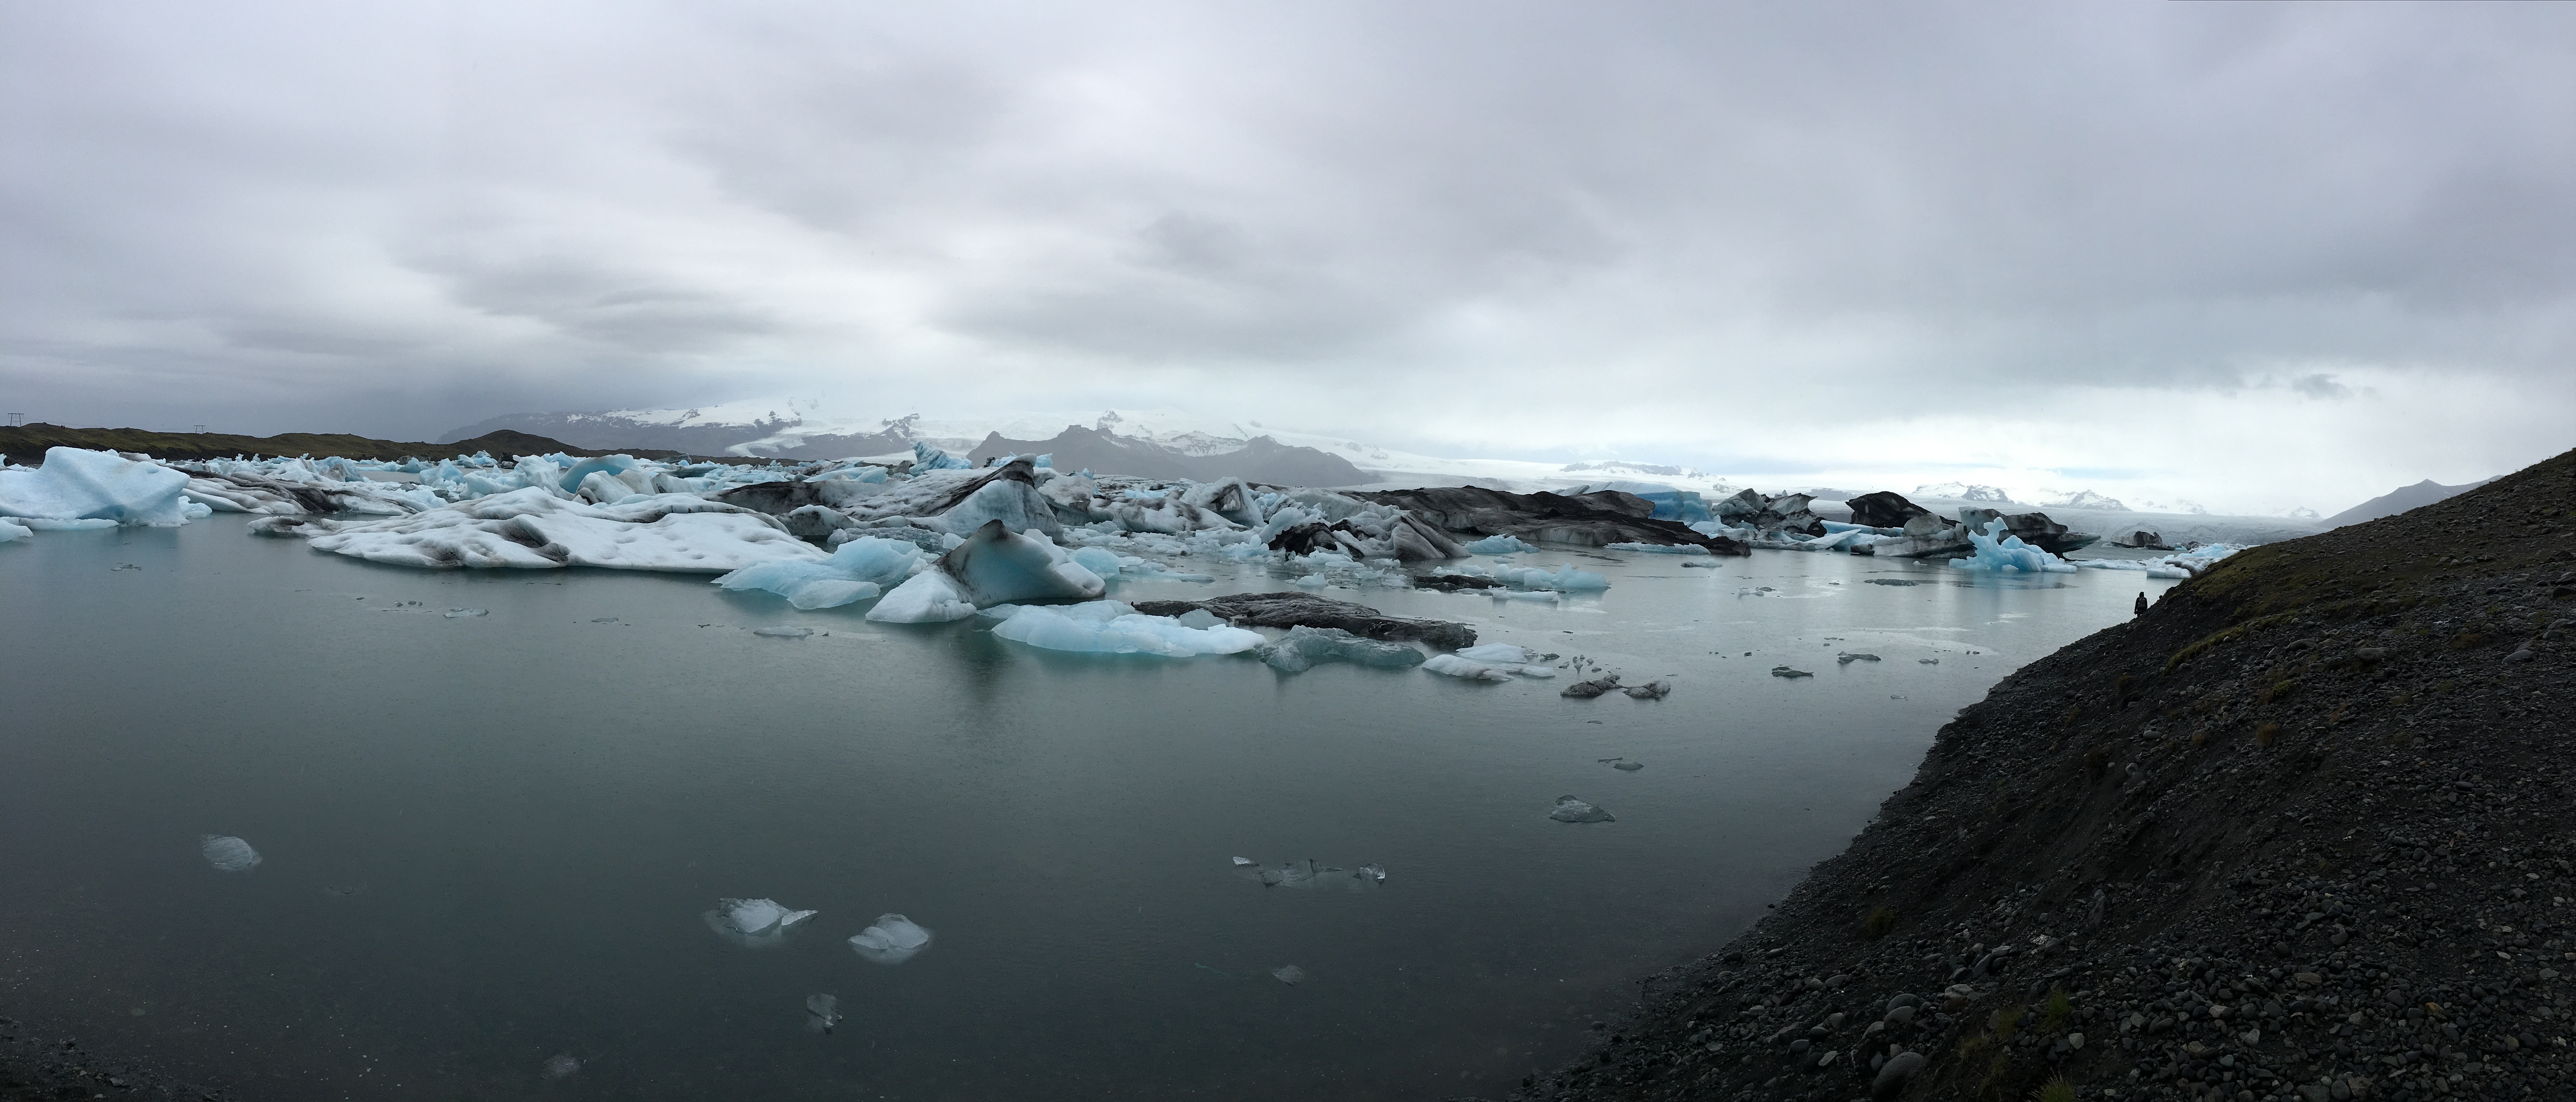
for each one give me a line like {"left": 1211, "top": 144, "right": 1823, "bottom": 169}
{"left": 0, "top": 522, "right": 2177, "bottom": 1100}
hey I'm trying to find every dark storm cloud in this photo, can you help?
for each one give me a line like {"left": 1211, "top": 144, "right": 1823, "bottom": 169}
{"left": 1, "top": 0, "right": 2569, "bottom": 503}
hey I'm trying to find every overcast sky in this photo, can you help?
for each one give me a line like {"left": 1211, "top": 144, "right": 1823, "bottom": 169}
{"left": 5, "top": 1, "right": 2572, "bottom": 510}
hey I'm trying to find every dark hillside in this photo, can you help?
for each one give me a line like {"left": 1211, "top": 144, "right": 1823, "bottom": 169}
{"left": 0, "top": 423, "right": 696, "bottom": 462}
{"left": 1524, "top": 447, "right": 2576, "bottom": 1102}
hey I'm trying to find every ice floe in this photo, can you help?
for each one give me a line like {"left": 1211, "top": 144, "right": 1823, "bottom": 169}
{"left": 1462, "top": 533, "right": 1536, "bottom": 554}
{"left": 988, "top": 600, "right": 1263, "bottom": 656}
{"left": 200, "top": 834, "right": 262, "bottom": 871}
{"left": 1272, "top": 965, "right": 1306, "bottom": 985}
{"left": 1255, "top": 626, "right": 1425, "bottom": 673}
{"left": 2072, "top": 543, "right": 2241, "bottom": 580}
{"left": 848, "top": 914, "right": 933, "bottom": 964}
{"left": 1423, "top": 644, "right": 1559, "bottom": 681}
{"left": 704, "top": 897, "right": 819, "bottom": 948}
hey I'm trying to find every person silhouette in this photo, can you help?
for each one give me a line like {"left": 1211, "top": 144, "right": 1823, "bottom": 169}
{"left": 2134, "top": 591, "right": 2148, "bottom": 615}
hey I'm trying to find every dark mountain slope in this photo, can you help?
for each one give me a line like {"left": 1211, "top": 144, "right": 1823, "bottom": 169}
{"left": 2324, "top": 479, "right": 2497, "bottom": 529}
{"left": 1521, "top": 447, "right": 2576, "bottom": 1102}
{"left": 0, "top": 423, "right": 687, "bottom": 462}
{"left": 966, "top": 426, "right": 1372, "bottom": 486}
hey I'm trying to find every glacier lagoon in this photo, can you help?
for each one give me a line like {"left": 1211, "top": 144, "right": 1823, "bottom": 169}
{"left": 0, "top": 520, "right": 2177, "bottom": 1100}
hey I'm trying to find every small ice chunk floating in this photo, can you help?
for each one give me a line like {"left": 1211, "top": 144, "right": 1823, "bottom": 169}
{"left": 703, "top": 897, "right": 819, "bottom": 948}
{"left": 200, "top": 834, "right": 262, "bottom": 871}
{"left": 1548, "top": 796, "right": 1616, "bottom": 823}
{"left": 805, "top": 994, "right": 843, "bottom": 1034}
{"left": 1231, "top": 857, "right": 1388, "bottom": 890}
{"left": 848, "top": 913, "right": 934, "bottom": 964}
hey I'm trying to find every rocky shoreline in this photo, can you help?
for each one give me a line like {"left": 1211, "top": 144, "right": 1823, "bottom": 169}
{"left": 1511, "top": 447, "right": 2576, "bottom": 1102}
{"left": 0, "top": 1016, "right": 230, "bottom": 1102}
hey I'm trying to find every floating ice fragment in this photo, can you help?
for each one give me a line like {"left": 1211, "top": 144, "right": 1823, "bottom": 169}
{"left": 302, "top": 487, "right": 822, "bottom": 572}
{"left": 1234, "top": 857, "right": 1386, "bottom": 890}
{"left": 1069, "top": 545, "right": 1125, "bottom": 578}
{"left": 1462, "top": 534, "right": 1536, "bottom": 554}
{"left": 1561, "top": 674, "right": 1623, "bottom": 698}
{"left": 1231, "top": 856, "right": 1256, "bottom": 866}
{"left": 848, "top": 914, "right": 934, "bottom": 965}
{"left": 1611, "top": 760, "right": 1645, "bottom": 771}
{"left": 752, "top": 625, "right": 813, "bottom": 638}
{"left": 0, "top": 518, "right": 29, "bottom": 543}
{"left": 1863, "top": 578, "right": 1920, "bottom": 587}
{"left": 1605, "top": 541, "right": 1710, "bottom": 555}
{"left": 1257, "top": 625, "right": 1425, "bottom": 673}
{"left": 591, "top": 617, "right": 619, "bottom": 623}
{"left": 1549, "top": 796, "right": 1615, "bottom": 823}
{"left": 805, "top": 994, "right": 842, "bottom": 1034}
{"left": 442, "top": 608, "right": 488, "bottom": 618}
{"left": 542, "top": 1053, "right": 581, "bottom": 1080}
{"left": 200, "top": 834, "right": 261, "bottom": 872}
{"left": 1836, "top": 653, "right": 1881, "bottom": 664}
{"left": 1770, "top": 665, "right": 1814, "bottom": 678}
{"left": 1947, "top": 519, "right": 2077, "bottom": 574}
{"left": 1421, "top": 653, "right": 1515, "bottom": 681}
{"left": 1623, "top": 677, "right": 1675, "bottom": 699}
{"left": 704, "top": 897, "right": 818, "bottom": 947}
{"left": 1272, "top": 965, "right": 1306, "bottom": 985}
{"left": 1919, "top": 658, "right": 1940, "bottom": 665}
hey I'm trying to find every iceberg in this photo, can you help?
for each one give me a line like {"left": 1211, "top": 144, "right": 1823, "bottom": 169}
{"left": 1256, "top": 626, "right": 1426, "bottom": 673}
{"left": 1487, "top": 563, "right": 1610, "bottom": 592}
{"left": 0, "top": 518, "right": 28, "bottom": 543}
{"left": 713, "top": 535, "right": 925, "bottom": 610}
{"left": 867, "top": 570, "right": 980, "bottom": 623}
{"left": 200, "top": 834, "right": 262, "bottom": 872}
{"left": 1069, "top": 545, "right": 1126, "bottom": 578}
{"left": 1947, "top": 519, "right": 2077, "bottom": 574}
{"left": 1606, "top": 541, "right": 1709, "bottom": 555}
{"left": 295, "top": 488, "right": 823, "bottom": 572}
{"left": 0, "top": 447, "right": 193, "bottom": 526}
{"left": 936, "top": 520, "right": 1107, "bottom": 605}
{"left": 1461, "top": 533, "right": 1536, "bottom": 554}
{"left": 848, "top": 913, "right": 933, "bottom": 965}
{"left": 1622, "top": 676, "right": 1675, "bottom": 699}
{"left": 703, "top": 897, "right": 818, "bottom": 948}
{"left": 1272, "top": 965, "right": 1306, "bottom": 985}
{"left": 990, "top": 600, "right": 1263, "bottom": 656}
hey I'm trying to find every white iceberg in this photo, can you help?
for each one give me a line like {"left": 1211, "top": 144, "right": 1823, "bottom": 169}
{"left": 2073, "top": 543, "right": 2241, "bottom": 580}
{"left": 1605, "top": 541, "right": 1709, "bottom": 555}
{"left": 990, "top": 600, "right": 1263, "bottom": 656}
{"left": 848, "top": 913, "right": 934, "bottom": 964}
{"left": 867, "top": 570, "right": 981, "bottom": 623}
{"left": 200, "top": 834, "right": 262, "bottom": 871}
{"left": 1424, "top": 644, "right": 1557, "bottom": 681}
{"left": 703, "top": 897, "right": 819, "bottom": 948}
{"left": 0, "top": 448, "right": 193, "bottom": 527}
{"left": 0, "top": 518, "right": 29, "bottom": 543}
{"left": 296, "top": 488, "right": 823, "bottom": 572}
{"left": 713, "top": 535, "right": 925, "bottom": 610}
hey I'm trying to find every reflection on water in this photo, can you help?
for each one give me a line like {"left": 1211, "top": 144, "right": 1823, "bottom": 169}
{"left": 0, "top": 524, "right": 2175, "bottom": 1100}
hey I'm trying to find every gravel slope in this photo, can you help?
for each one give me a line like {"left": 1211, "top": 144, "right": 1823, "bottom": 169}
{"left": 1515, "top": 447, "right": 2576, "bottom": 1102}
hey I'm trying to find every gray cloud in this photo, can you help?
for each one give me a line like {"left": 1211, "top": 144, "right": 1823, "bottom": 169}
{"left": 1, "top": 0, "right": 2571, "bottom": 504}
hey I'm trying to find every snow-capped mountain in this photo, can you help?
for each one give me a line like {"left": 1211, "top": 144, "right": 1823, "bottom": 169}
{"left": 2038, "top": 490, "right": 2130, "bottom": 511}
{"left": 1911, "top": 482, "right": 2017, "bottom": 504}
{"left": 2131, "top": 499, "right": 2210, "bottom": 516}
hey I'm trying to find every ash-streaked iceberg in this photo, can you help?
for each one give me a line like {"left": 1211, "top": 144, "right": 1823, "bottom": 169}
{"left": 1948, "top": 519, "right": 2078, "bottom": 574}
{"left": 869, "top": 520, "right": 1106, "bottom": 623}
{"left": 284, "top": 487, "right": 823, "bottom": 572}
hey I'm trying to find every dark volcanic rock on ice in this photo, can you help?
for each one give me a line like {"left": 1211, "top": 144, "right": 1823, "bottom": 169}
{"left": 1129, "top": 591, "right": 1477, "bottom": 650}
{"left": 1351, "top": 486, "right": 1745, "bottom": 553}
{"left": 1845, "top": 490, "right": 1939, "bottom": 530}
